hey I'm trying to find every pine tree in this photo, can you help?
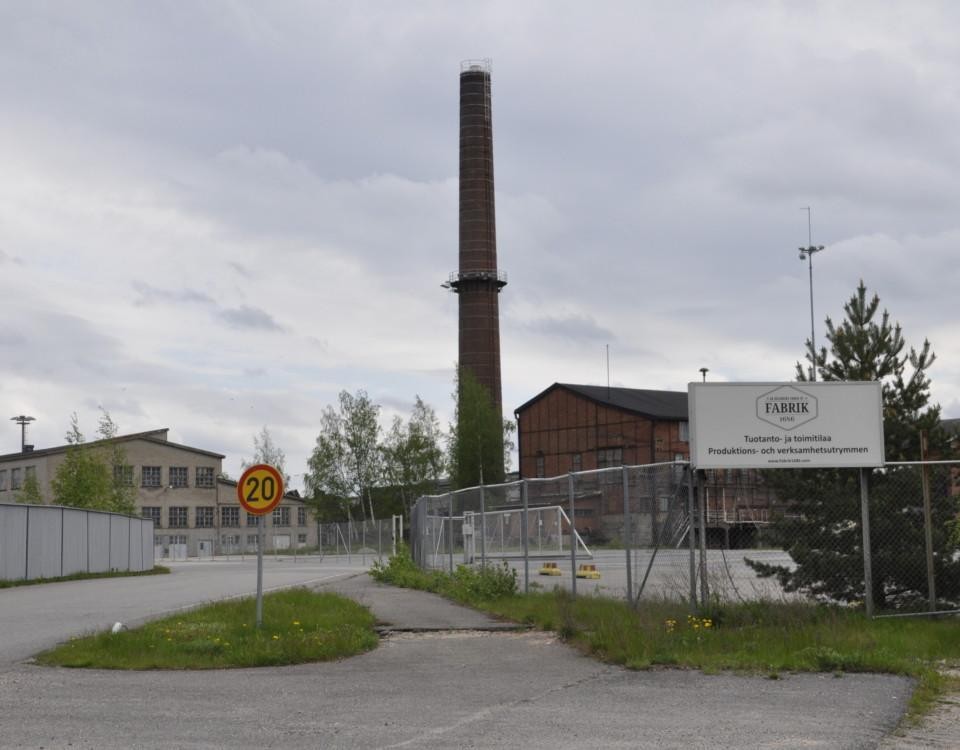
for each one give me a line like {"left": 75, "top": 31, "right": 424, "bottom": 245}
{"left": 750, "top": 281, "right": 959, "bottom": 609}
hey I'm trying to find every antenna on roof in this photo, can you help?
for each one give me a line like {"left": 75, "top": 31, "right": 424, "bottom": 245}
{"left": 606, "top": 344, "right": 611, "bottom": 399}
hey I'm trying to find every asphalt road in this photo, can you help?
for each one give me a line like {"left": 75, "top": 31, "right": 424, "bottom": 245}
{"left": 0, "top": 560, "right": 919, "bottom": 749}
{"left": 0, "top": 555, "right": 368, "bottom": 664}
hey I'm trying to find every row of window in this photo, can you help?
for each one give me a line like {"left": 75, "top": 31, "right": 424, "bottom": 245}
{"left": 120, "top": 465, "right": 216, "bottom": 489}
{"left": 534, "top": 443, "right": 691, "bottom": 479}
{"left": 0, "top": 466, "right": 36, "bottom": 492}
{"left": 142, "top": 505, "right": 308, "bottom": 528}
{"left": 155, "top": 534, "right": 309, "bottom": 547}
{"left": 0, "top": 465, "right": 217, "bottom": 492}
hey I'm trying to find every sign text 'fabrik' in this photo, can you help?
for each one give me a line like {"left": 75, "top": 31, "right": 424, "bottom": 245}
{"left": 689, "top": 382, "right": 884, "bottom": 470}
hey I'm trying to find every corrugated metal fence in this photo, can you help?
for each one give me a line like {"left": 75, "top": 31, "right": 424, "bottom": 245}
{"left": 0, "top": 503, "right": 154, "bottom": 581}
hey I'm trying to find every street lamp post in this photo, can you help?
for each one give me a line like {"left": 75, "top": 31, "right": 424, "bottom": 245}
{"left": 799, "top": 207, "right": 825, "bottom": 381}
{"left": 10, "top": 415, "right": 35, "bottom": 452}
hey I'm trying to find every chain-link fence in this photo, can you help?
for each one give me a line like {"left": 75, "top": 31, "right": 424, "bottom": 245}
{"left": 411, "top": 460, "right": 960, "bottom": 616}
{"left": 412, "top": 463, "right": 701, "bottom": 604}
{"left": 315, "top": 517, "right": 400, "bottom": 563}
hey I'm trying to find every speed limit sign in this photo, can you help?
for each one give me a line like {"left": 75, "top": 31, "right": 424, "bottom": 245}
{"left": 237, "top": 464, "right": 285, "bottom": 516}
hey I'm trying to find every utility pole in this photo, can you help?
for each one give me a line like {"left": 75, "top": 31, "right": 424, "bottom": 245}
{"left": 799, "top": 207, "right": 825, "bottom": 381}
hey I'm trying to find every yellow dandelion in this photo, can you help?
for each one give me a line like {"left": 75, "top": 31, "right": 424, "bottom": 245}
{"left": 272, "top": 635, "right": 280, "bottom": 640}
{"left": 293, "top": 620, "right": 301, "bottom": 626}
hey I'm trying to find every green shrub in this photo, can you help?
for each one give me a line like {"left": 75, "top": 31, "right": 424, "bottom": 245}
{"left": 370, "top": 546, "right": 516, "bottom": 604}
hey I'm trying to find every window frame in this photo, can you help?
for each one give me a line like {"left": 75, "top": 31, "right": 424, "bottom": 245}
{"left": 196, "top": 466, "right": 215, "bottom": 489}
{"left": 195, "top": 506, "right": 215, "bottom": 528}
{"left": 169, "top": 466, "right": 189, "bottom": 489}
{"left": 220, "top": 506, "right": 240, "bottom": 528}
{"left": 142, "top": 466, "right": 162, "bottom": 488}
{"left": 168, "top": 506, "right": 189, "bottom": 528}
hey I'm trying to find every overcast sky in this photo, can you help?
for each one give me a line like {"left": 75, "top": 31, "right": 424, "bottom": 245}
{"left": 2, "top": 1, "right": 958, "bottom": 488}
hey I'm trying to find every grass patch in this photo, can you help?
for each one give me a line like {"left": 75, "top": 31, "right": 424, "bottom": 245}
{"left": 372, "top": 548, "right": 960, "bottom": 722}
{"left": 0, "top": 566, "right": 170, "bottom": 589}
{"left": 370, "top": 545, "right": 518, "bottom": 606}
{"left": 35, "top": 587, "right": 378, "bottom": 669}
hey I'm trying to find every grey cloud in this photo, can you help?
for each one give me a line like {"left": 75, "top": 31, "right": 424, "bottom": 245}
{"left": 219, "top": 305, "right": 283, "bottom": 331}
{"left": 228, "top": 261, "right": 252, "bottom": 278}
{"left": 132, "top": 281, "right": 215, "bottom": 307}
{"left": 524, "top": 314, "right": 615, "bottom": 343}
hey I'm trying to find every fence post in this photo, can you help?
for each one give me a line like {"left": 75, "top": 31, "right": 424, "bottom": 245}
{"left": 687, "top": 466, "right": 697, "bottom": 609}
{"left": 60, "top": 506, "right": 65, "bottom": 577}
{"left": 623, "top": 467, "right": 633, "bottom": 607}
{"left": 522, "top": 480, "right": 530, "bottom": 593}
{"left": 860, "top": 468, "right": 874, "bottom": 618}
{"left": 447, "top": 495, "right": 454, "bottom": 574}
{"left": 920, "top": 433, "right": 937, "bottom": 612}
{"left": 479, "top": 481, "right": 487, "bottom": 568}
{"left": 362, "top": 522, "right": 366, "bottom": 566}
{"left": 568, "top": 473, "right": 577, "bottom": 598}
{"left": 24, "top": 505, "right": 30, "bottom": 580}
{"left": 698, "top": 470, "right": 709, "bottom": 606}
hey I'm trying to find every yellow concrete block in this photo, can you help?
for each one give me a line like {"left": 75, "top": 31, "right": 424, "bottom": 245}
{"left": 539, "top": 561, "right": 563, "bottom": 576}
{"left": 576, "top": 563, "right": 601, "bottom": 580}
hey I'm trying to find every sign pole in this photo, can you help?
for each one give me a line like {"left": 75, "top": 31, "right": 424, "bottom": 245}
{"left": 236, "top": 463, "right": 285, "bottom": 631}
{"left": 256, "top": 515, "right": 264, "bottom": 627}
{"left": 860, "top": 468, "right": 874, "bottom": 618}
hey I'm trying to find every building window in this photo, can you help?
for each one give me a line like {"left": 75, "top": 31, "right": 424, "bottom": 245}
{"left": 168, "top": 534, "right": 187, "bottom": 545}
{"left": 168, "top": 507, "right": 188, "bottom": 528}
{"left": 0, "top": 470, "right": 6, "bottom": 490}
{"left": 298, "top": 533, "right": 307, "bottom": 544}
{"left": 571, "top": 453, "right": 582, "bottom": 473}
{"left": 272, "top": 506, "right": 290, "bottom": 526}
{"left": 298, "top": 507, "right": 307, "bottom": 526}
{"left": 196, "top": 466, "right": 215, "bottom": 488}
{"left": 11, "top": 468, "right": 22, "bottom": 490}
{"left": 169, "top": 466, "right": 189, "bottom": 488}
{"left": 247, "top": 534, "right": 259, "bottom": 548}
{"left": 679, "top": 421, "right": 690, "bottom": 442}
{"left": 535, "top": 452, "right": 545, "bottom": 478}
{"left": 597, "top": 448, "right": 623, "bottom": 469}
{"left": 246, "top": 512, "right": 260, "bottom": 527}
{"left": 196, "top": 506, "right": 215, "bottom": 528}
{"left": 221, "top": 506, "right": 240, "bottom": 527}
{"left": 142, "top": 466, "right": 161, "bottom": 488}
{"left": 142, "top": 507, "right": 162, "bottom": 526}
{"left": 114, "top": 465, "right": 134, "bottom": 486}
{"left": 25, "top": 465, "right": 36, "bottom": 481}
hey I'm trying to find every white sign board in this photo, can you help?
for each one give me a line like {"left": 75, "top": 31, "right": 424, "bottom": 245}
{"left": 689, "top": 382, "right": 884, "bottom": 469}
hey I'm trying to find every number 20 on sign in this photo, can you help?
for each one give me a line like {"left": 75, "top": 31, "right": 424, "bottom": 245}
{"left": 237, "top": 464, "right": 285, "bottom": 516}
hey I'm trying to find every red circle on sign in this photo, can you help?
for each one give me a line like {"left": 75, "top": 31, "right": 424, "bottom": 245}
{"left": 237, "top": 464, "right": 285, "bottom": 516}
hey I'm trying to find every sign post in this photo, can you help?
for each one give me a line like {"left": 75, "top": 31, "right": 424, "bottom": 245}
{"left": 237, "top": 464, "right": 285, "bottom": 627}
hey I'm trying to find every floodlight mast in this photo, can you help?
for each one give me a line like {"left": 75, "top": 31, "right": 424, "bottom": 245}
{"left": 799, "top": 207, "right": 825, "bottom": 382}
{"left": 10, "top": 415, "right": 35, "bottom": 452}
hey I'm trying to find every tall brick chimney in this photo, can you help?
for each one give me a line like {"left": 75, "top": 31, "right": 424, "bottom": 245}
{"left": 444, "top": 59, "right": 507, "bottom": 419}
